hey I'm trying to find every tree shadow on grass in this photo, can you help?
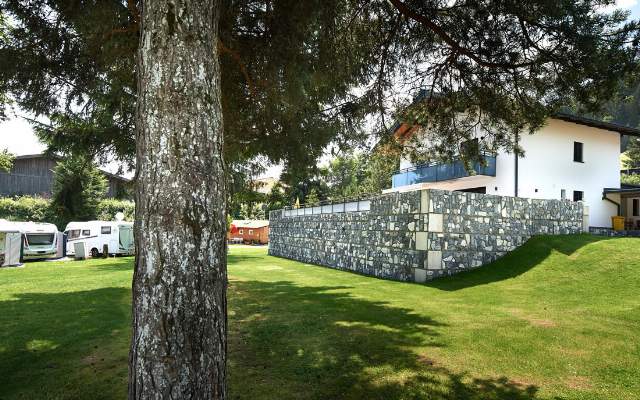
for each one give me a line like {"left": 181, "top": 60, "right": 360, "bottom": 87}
{"left": 426, "top": 234, "right": 613, "bottom": 291}
{"left": 228, "top": 279, "right": 540, "bottom": 400}
{"left": 0, "top": 288, "right": 131, "bottom": 399}
{"left": 0, "top": 268, "right": 551, "bottom": 399}
{"left": 227, "top": 251, "right": 270, "bottom": 266}
{"left": 86, "top": 256, "right": 135, "bottom": 272}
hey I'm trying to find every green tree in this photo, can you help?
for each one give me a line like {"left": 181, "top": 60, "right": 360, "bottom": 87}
{"left": 323, "top": 152, "right": 367, "bottom": 199}
{"left": 624, "top": 137, "right": 640, "bottom": 169}
{"left": 239, "top": 203, "right": 266, "bottom": 220}
{"left": 305, "top": 187, "right": 320, "bottom": 206}
{"left": 265, "top": 182, "right": 287, "bottom": 212}
{"left": 622, "top": 172, "right": 640, "bottom": 185}
{"left": 50, "top": 156, "right": 107, "bottom": 228}
{"left": 0, "top": 148, "right": 14, "bottom": 172}
{"left": 361, "top": 141, "right": 402, "bottom": 194}
{"left": 280, "top": 164, "right": 328, "bottom": 206}
{"left": 312, "top": 142, "right": 400, "bottom": 199}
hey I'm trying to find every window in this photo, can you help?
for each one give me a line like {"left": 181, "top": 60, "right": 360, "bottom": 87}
{"left": 561, "top": 189, "right": 566, "bottom": 200}
{"left": 248, "top": 229, "right": 253, "bottom": 235}
{"left": 68, "top": 229, "right": 81, "bottom": 239}
{"left": 238, "top": 229, "right": 243, "bottom": 234}
{"left": 633, "top": 199, "right": 639, "bottom": 217}
{"left": 573, "top": 142, "right": 584, "bottom": 162}
{"left": 101, "top": 226, "right": 112, "bottom": 234}
{"left": 573, "top": 191, "right": 584, "bottom": 202}
{"left": 82, "top": 229, "right": 91, "bottom": 236}
{"left": 458, "top": 186, "right": 486, "bottom": 194}
{"left": 26, "top": 234, "right": 54, "bottom": 246}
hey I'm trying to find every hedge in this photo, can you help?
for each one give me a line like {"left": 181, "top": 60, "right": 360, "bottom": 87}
{"left": 0, "top": 196, "right": 135, "bottom": 229}
{"left": 96, "top": 199, "right": 135, "bottom": 222}
{"left": 0, "top": 196, "right": 54, "bottom": 223}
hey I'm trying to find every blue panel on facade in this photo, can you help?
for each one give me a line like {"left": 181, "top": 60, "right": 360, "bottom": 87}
{"left": 391, "top": 155, "right": 497, "bottom": 188}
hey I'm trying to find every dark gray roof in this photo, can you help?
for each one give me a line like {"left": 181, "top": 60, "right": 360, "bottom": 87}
{"left": 14, "top": 153, "right": 131, "bottom": 182}
{"left": 553, "top": 113, "right": 640, "bottom": 137}
{"left": 603, "top": 184, "right": 640, "bottom": 194}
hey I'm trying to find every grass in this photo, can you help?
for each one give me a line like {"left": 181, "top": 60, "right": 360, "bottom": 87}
{"left": 1, "top": 235, "right": 639, "bottom": 399}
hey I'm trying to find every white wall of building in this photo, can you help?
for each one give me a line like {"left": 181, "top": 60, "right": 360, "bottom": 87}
{"left": 392, "top": 118, "right": 622, "bottom": 228}
{"left": 514, "top": 119, "right": 620, "bottom": 227}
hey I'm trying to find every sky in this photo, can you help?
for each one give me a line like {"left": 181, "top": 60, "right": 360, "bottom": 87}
{"left": 1, "top": 0, "right": 639, "bottom": 178}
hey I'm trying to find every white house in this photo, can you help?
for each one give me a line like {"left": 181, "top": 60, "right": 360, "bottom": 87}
{"left": 385, "top": 113, "right": 640, "bottom": 229}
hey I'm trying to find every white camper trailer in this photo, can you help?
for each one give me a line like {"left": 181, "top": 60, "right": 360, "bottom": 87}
{"left": 16, "top": 222, "right": 61, "bottom": 260}
{"left": 65, "top": 221, "right": 134, "bottom": 257}
{"left": 0, "top": 219, "right": 22, "bottom": 267}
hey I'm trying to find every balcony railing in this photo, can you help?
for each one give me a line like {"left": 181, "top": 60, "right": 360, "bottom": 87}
{"left": 391, "top": 154, "right": 497, "bottom": 188}
{"left": 278, "top": 195, "right": 374, "bottom": 217}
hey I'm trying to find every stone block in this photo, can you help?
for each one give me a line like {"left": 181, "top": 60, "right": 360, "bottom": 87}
{"left": 414, "top": 268, "right": 427, "bottom": 283}
{"left": 415, "top": 232, "right": 428, "bottom": 250}
{"left": 428, "top": 213, "right": 443, "bottom": 232}
{"left": 582, "top": 204, "right": 589, "bottom": 233}
{"left": 420, "top": 190, "right": 429, "bottom": 213}
{"left": 426, "top": 250, "right": 442, "bottom": 269}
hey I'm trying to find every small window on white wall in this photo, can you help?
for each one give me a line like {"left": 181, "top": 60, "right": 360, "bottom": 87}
{"left": 561, "top": 189, "right": 566, "bottom": 200}
{"left": 573, "top": 191, "right": 584, "bottom": 202}
{"left": 573, "top": 142, "right": 584, "bottom": 162}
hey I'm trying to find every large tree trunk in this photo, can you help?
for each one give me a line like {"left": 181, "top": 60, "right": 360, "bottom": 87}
{"left": 129, "top": 1, "right": 226, "bottom": 398}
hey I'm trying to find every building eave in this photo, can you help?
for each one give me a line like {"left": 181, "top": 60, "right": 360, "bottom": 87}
{"left": 552, "top": 113, "right": 640, "bottom": 137}
{"left": 603, "top": 186, "right": 640, "bottom": 194}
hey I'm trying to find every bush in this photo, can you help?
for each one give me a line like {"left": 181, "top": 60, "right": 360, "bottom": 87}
{"left": 96, "top": 199, "right": 135, "bottom": 222}
{"left": 621, "top": 173, "right": 640, "bottom": 186}
{"left": 0, "top": 196, "right": 54, "bottom": 222}
{"left": 0, "top": 196, "right": 135, "bottom": 230}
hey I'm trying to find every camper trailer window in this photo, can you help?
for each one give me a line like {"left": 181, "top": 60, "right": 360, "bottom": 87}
{"left": 101, "top": 226, "right": 112, "bottom": 234}
{"left": 82, "top": 229, "right": 91, "bottom": 236}
{"left": 26, "top": 234, "right": 54, "bottom": 245}
{"left": 68, "top": 229, "right": 81, "bottom": 239}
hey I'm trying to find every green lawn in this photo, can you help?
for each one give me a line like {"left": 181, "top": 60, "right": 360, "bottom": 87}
{"left": 1, "top": 235, "right": 639, "bottom": 399}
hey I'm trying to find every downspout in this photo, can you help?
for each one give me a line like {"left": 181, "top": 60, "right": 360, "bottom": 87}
{"left": 514, "top": 131, "right": 519, "bottom": 197}
{"left": 602, "top": 192, "right": 621, "bottom": 216}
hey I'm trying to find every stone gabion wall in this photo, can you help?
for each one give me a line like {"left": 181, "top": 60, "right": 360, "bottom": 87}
{"left": 268, "top": 189, "right": 585, "bottom": 282}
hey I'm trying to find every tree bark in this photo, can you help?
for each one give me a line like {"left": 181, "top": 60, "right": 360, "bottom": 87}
{"left": 129, "top": 1, "right": 226, "bottom": 399}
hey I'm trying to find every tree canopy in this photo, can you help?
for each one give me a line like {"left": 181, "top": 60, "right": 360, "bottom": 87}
{"left": 1, "top": 0, "right": 638, "bottom": 170}
{"left": 0, "top": 148, "right": 13, "bottom": 172}
{"left": 50, "top": 155, "right": 108, "bottom": 227}
{"left": 624, "top": 136, "right": 640, "bottom": 169}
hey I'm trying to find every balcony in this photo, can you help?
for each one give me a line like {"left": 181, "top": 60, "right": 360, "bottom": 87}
{"left": 391, "top": 154, "right": 497, "bottom": 188}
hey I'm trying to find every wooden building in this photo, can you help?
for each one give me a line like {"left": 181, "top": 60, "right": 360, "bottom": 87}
{"left": 0, "top": 154, "right": 131, "bottom": 198}
{"left": 228, "top": 220, "right": 270, "bottom": 244}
